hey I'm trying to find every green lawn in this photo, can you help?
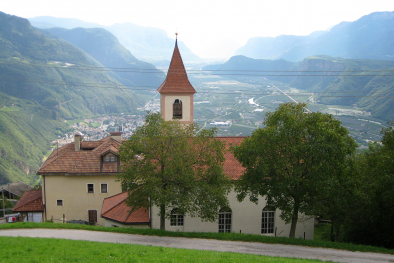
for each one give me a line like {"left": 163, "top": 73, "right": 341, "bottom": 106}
{"left": 1, "top": 222, "right": 393, "bottom": 255}
{"left": 0, "top": 236, "right": 333, "bottom": 263}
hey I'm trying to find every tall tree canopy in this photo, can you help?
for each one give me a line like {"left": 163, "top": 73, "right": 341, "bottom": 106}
{"left": 233, "top": 102, "right": 356, "bottom": 238}
{"left": 119, "top": 112, "right": 230, "bottom": 230}
{"left": 341, "top": 121, "right": 394, "bottom": 248}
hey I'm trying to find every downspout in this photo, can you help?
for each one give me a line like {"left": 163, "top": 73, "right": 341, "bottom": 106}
{"left": 149, "top": 197, "right": 152, "bottom": 228}
{"left": 43, "top": 175, "right": 47, "bottom": 221}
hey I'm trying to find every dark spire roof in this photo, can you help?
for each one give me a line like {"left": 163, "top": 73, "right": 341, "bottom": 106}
{"left": 157, "top": 38, "right": 196, "bottom": 94}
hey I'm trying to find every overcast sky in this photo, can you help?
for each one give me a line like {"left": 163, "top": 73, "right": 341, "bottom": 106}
{"left": 3, "top": 0, "right": 394, "bottom": 59}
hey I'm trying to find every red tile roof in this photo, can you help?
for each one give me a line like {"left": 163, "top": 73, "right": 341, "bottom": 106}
{"left": 101, "top": 192, "right": 150, "bottom": 224}
{"left": 216, "top": 137, "right": 246, "bottom": 180}
{"left": 101, "top": 145, "right": 118, "bottom": 156}
{"left": 157, "top": 41, "right": 196, "bottom": 94}
{"left": 12, "top": 190, "right": 43, "bottom": 212}
{"left": 38, "top": 136, "right": 121, "bottom": 175}
{"left": 100, "top": 137, "right": 246, "bottom": 222}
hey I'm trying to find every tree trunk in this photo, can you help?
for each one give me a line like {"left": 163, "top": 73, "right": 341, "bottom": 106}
{"left": 335, "top": 223, "right": 340, "bottom": 242}
{"left": 160, "top": 204, "right": 166, "bottom": 231}
{"left": 331, "top": 221, "right": 334, "bottom": 242}
{"left": 289, "top": 201, "right": 300, "bottom": 238}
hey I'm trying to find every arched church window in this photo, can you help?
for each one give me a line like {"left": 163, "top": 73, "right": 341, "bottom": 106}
{"left": 262, "top": 206, "right": 275, "bottom": 234}
{"left": 173, "top": 99, "right": 182, "bottom": 119}
{"left": 170, "top": 208, "right": 184, "bottom": 226}
{"left": 218, "top": 207, "right": 232, "bottom": 233}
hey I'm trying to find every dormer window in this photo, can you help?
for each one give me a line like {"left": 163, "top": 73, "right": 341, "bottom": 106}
{"left": 104, "top": 154, "right": 116, "bottom": 162}
{"left": 173, "top": 99, "right": 182, "bottom": 119}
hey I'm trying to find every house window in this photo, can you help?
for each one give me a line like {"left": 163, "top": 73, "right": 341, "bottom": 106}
{"left": 104, "top": 155, "right": 116, "bottom": 162}
{"left": 101, "top": 183, "right": 108, "bottom": 193}
{"left": 262, "top": 207, "right": 275, "bottom": 234}
{"left": 173, "top": 99, "right": 182, "bottom": 119}
{"left": 170, "top": 208, "right": 184, "bottom": 226}
{"left": 218, "top": 208, "right": 232, "bottom": 233}
{"left": 87, "top": 184, "right": 94, "bottom": 193}
{"left": 88, "top": 210, "right": 97, "bottom": 223}
{"left": 57, "top": 200, "right": 63, "bottom": 206}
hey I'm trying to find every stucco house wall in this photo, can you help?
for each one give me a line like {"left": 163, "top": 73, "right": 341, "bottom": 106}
{"left": 43, "top": 174, "right": 121, "bottom": 226}
{"left": 150, "top": 190, "right": 314, "bottom": 239}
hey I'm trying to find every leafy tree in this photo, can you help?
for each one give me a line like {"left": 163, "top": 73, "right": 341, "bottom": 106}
{"left": 233, "top": 102, "right": 356, "bottom": 238}
{"left": 312, "top": 151, "right": 363, "bottom": 242}
{"left": 119, "top": 112, "right": 230, "bottom": 230}
{"left": 342, "top": 121, "right": 394, "bottom": 248}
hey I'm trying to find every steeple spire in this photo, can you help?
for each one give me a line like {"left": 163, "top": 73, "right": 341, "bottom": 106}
{"left": 157, "top": 37, "right": 196, "bottom": 94}
{"left": 175, "top": 32, "right": 178, "bottom": 46}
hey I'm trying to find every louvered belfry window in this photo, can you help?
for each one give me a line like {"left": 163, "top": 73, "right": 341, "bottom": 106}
{"left": 173, "top": 99, "right": 182, "bottom": 119}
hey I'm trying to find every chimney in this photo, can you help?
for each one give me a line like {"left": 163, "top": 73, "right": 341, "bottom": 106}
{"left": 74, "top": 132, "right": 83, "bottom": 151}
{"left": 110, "top": 132, "right": 122, "bottom": 143}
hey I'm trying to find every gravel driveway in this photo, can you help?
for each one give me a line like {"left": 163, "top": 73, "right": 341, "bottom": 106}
{"left": 0, "top": 229, "right": 393, "bottom": 263}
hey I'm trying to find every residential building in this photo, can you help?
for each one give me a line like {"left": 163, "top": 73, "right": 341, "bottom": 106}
{"left": 12, "top": 189, "right": 44, "bottom": 222}
{"left": 37, "top": 132, "right": 123, "bottom": 226}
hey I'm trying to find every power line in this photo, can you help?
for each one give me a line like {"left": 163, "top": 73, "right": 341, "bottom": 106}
{"left": 1, "top": 75, "right": 394, "bottom": 98}
{"left": 2, "top": 61, "right": 394, "bottom": 75}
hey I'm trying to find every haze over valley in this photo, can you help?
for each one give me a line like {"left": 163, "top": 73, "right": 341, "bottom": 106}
{"left": 1, "top": 7, "right": 394, "bottom": 186}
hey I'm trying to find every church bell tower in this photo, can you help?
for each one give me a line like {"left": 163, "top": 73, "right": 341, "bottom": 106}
{"left": 157, "top": 34, "right": 196, "bottom": 124}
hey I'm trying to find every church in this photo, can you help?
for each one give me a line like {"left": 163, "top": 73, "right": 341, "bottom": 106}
{"left": 29, "top": 36, "right": 314, "bottom": 238}
{"left": 102, "top": 37, "right": 314, "bottom": 239}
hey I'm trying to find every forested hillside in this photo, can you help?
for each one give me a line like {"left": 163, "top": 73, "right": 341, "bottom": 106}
{"left": 0, "top": 12, "right": 155, "bottom": 185}
{"left": 0, "top": 92, "right": 68, "bottom": 185}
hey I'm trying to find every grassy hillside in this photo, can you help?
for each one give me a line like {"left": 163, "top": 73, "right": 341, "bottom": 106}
{"left": 0, "top": 92, "right": 69, "bottom": 185}
{"left": 0, "top": 12, "right": 148, "bottom": 184}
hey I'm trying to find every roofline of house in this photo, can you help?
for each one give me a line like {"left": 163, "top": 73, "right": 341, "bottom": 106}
{"left": 101, "top": 192, "right": 128, "bottom": 215}
{"left": 0, "top": 188, "right": 19, "bottom": 196}
{"left": 12, "top": 209, "right": 44, "bottom": 213}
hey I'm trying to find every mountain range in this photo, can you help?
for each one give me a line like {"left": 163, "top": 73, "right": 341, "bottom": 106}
{"left": 28, "top": 16, "right": 200, "bottom": 62}
{"left": 0, "top": 12, "right": 163, "bottom": 185}
{"left": 235, "top": 11, "right": 394, "bottom": 62}
{"left": 41, "top": 27, "right": 164, "bottom": 87}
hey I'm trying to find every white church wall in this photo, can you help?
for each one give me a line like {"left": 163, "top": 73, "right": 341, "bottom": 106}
{"left": 150, "top": 189, "right": 314, "bottom": 240}
{"left": 161, "top": 93, "right": 194, "bottom": 123}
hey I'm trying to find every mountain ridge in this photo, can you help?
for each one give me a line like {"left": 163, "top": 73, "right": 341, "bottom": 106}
{"left": 235, "top": 11, "right": 394, "bottom": 62}
{"left": 28, "top": 16, "right": 200, "bottom": 62}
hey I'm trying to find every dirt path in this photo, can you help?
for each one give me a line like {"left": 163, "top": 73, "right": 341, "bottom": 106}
{"left": 1, "top": 229, "right": 393, "bottom": 263}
